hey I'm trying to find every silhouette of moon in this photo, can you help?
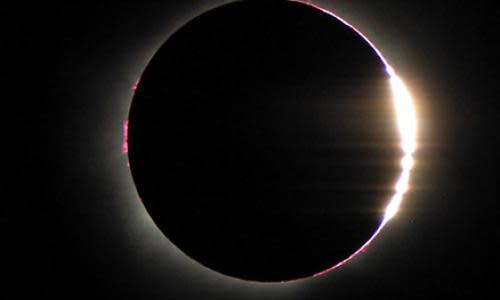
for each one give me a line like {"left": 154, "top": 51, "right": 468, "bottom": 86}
{"left": 127, "top": 0, "right": 415, "bottom": 282}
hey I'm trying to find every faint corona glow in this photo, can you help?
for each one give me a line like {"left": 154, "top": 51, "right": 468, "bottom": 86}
{"left": 287, "top": 0, "right": 417, "bottom": 278}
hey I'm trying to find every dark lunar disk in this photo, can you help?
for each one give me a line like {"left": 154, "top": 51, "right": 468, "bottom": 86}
{"left": 128, "top": 0, "right": 399, "bottom": 282}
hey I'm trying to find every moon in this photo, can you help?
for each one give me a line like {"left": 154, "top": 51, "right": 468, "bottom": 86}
{"left": 126, "top": 0, "right": 416, "bottom": 282}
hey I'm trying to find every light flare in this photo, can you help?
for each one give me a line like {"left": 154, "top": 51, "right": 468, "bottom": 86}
{"left": 287, "top": 0, "right": 417, "bottom": 277}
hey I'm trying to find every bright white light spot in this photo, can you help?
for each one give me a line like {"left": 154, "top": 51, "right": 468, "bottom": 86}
{"left": 382, "top": 72, "right": 417, "bottom": 224}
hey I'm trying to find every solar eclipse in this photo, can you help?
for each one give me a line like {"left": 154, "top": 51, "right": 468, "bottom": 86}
{"left": 126, "top": 0, "right": 416, "bottom": 282}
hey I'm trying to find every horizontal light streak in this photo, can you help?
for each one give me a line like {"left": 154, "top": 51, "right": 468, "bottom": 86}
{"left": 288, "top": 0, "right": 417, "bottom": 278}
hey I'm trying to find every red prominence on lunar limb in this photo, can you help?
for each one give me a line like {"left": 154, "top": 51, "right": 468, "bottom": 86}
{"left": 132, "top": 77, "right": 141, "bottom": 92}
{"left": 122, "top": 120, "right": 129, "bottom": 154}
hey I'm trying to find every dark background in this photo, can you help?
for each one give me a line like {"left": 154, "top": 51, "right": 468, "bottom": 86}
{"left": 9, "top": 0, "right": 499, "bottom": 299}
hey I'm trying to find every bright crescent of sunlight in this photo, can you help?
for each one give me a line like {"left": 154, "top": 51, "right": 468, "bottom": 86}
{"left": 288, "top": 0, "right": 418, "bottom": 277}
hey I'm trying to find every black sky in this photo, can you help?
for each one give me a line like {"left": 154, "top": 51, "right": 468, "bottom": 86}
{"left": 9, "top": 0, "right": 500, "bottom": 299}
